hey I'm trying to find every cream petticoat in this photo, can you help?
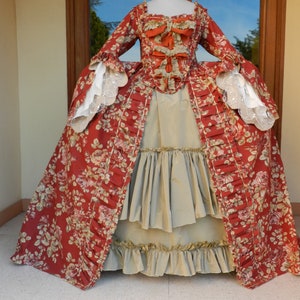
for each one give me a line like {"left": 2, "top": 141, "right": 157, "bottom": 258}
{"left": 103, "top": 87, "right": 234, "bottom": 275}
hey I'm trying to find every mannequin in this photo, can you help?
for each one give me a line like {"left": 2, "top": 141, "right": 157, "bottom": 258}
{"left": 147, "top": 0, "right": 195, "bottom": 16}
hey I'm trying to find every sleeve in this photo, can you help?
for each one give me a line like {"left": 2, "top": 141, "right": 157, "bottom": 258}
{"left": 70, "top": 6, "right": 140, "bottom": 133}
{"left": 90, "top": 6, "right": 140, "bottom": 72}
{"left": 198, "top": 7, "right": 278, "bottom": 130}
{"left": 199, "top": 8, "right": 243, "bottom": 69}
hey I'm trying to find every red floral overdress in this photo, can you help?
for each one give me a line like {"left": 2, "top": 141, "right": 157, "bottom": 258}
{"left": 11, "top": 2, "right": 300, "bottom": 290}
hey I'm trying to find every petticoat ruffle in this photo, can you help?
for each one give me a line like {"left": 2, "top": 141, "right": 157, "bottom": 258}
{"left": 104, "top": 237, "right": 234, "bottom": 276}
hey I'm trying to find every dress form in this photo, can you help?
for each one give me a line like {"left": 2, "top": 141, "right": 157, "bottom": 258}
{"left": 147, "top": 0, "right": 195, "bottom": 16}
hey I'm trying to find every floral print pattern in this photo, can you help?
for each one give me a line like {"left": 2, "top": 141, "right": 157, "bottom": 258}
{"left": 11, "top": 2, "right": 299, "bottom": 290}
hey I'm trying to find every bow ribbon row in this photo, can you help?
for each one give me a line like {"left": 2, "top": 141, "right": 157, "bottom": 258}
{"left": 152, "top": 50, "right": 188, "bottom": 73}
{"left": 145, "top": 19, "right": 194, "bottom": 49}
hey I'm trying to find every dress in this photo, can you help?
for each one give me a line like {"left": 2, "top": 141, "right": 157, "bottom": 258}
{"left": 11, "top": 2, "right": 300, "bottom": 290}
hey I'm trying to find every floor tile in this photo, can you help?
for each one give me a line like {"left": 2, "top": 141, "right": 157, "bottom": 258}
{"left": 1, "top": 214, "right": 300, "bottom": 300}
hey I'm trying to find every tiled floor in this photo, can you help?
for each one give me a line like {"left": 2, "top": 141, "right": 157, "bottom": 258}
{"left": 1, "top": 214, "right": 300, "bottom": 300}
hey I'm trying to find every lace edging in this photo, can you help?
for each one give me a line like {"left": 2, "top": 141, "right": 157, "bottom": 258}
{"left": 216, "top": 68, "right": 275, "bottom": 131}
{"left": 70, "top": 62, "right": 128, "bottom": 133}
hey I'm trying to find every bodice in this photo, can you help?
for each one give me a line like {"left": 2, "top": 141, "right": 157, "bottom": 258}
{"left": 140, "top": 10, "right": 199, "bottom": 93}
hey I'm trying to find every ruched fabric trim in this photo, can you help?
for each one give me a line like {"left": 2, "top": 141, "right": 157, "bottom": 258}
{"left": 103, "top": 239, "right": 234, "bottom": 275}
{"left": 120, "top": 148, "right": 222, "bottom": 232}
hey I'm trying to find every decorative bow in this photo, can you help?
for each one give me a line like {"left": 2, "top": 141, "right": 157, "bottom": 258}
{"left": 145, "top": 18, "right": 195, "bottom": 49}
{"left": 152, "top": 49, "right": 188, "bottom": 73}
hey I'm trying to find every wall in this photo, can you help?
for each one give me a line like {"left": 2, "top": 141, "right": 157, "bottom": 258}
{"left": 16, "top": 0, "right": 68, "bottom": 198}
{"left": 0, "top": 0, "right": 21, "bottom": 211}
{"left": 281, "top": 0, "right": 300, "bottom": 203}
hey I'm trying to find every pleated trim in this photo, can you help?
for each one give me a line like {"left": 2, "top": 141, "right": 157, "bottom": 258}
{"left": 120, "top": 148, "right": 222, "bottom": 232}
{"left": 62, "top": 79, "right": 153, "bottom": 289}
{"left": 188, "top": 72, "right": 271, "bottom": 287}
{"left": 103, "top": 239, "right": 235, "bottom": 275}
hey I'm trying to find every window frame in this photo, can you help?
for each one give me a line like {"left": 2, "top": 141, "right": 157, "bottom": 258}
{"left": 65, "top": 0, "right": 286, "bottom": 144}
{"left": 259, "top": 0, "right": 286, "bottom": 143}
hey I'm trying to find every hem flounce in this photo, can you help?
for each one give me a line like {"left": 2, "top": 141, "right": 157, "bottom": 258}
{"left": 103, "top": 239, "right": 234, "bottom": 275}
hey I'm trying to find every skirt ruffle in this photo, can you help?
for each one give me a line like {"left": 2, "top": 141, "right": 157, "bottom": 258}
{"left": 120, "top": 149, "right": 222, "bottom": 232}
{"left": 104, "top": 238, "right": 234, "bottom": 276}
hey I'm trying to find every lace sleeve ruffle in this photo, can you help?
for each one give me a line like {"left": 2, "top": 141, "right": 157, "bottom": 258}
{"left": 70, "top": 62, "right": 128, "bottom": 133}
{"left": 216, "top": 68, "right": 275, "bottom": 131}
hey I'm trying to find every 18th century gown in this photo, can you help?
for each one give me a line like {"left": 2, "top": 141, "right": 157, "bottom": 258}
{"left": 11, "top": 2, "right": 300, "bottom": 290}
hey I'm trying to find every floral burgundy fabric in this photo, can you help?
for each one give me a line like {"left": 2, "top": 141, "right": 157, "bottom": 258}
{"left": 11, "top": 2, "right": 300, "bottom": 290}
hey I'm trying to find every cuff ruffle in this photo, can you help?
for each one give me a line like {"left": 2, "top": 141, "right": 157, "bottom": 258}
{"left": 70, "top": 62, "right": 128, "bottom": 133}
{"left": 216, "top": 68, "right": 275, "bottom": 131}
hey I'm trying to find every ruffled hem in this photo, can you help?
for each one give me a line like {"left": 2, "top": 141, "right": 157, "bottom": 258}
{"left": 120, "top": 148, "right": 222, "bottom": 232}
{"left": 103, "top": 240, "right": 235, "bottom": 275}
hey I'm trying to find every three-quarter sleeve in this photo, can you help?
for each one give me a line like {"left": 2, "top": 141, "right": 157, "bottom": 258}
{"left": 90, "top": 6, "right": 140, "bottom": 72}
{"left": 70, "top": 6, "right": 141, "bottom": 132}
{"left": 198, "top": 7, "right": 278, "bottom": 130}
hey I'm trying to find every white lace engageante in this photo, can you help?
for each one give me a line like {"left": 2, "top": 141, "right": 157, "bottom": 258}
{"left": 216, "top": 68, "right": 275, "bottom": 131}
{"left": 71, "top": 62, "right": 128, "bottom": 133}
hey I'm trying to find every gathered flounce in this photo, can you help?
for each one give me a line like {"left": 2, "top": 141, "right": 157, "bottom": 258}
{"left": 104, "top": 239, "right": 234, "bottom": 276}
{"left": 120, "top": 148, "right": 222, "bottom": 232}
